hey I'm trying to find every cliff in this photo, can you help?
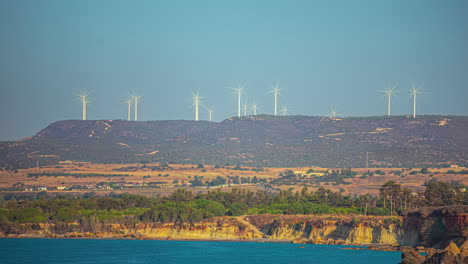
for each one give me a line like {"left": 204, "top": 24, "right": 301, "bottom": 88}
{"left": 1, "top": 206, "right": 466, "bottom": 248}
{"left": 0, "top": 215, "right": 404, "bottom": 245}
{"left": 244, "top": 214, "right": 404, "bottom": 245}
{"left": 0, "top": 217, "right": 265, "bottom": 241}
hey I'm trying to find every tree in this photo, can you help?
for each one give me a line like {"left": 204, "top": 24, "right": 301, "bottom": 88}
{"left": 252, "top": 176, "right": 259, "bottom": 184}
{"left": 194, "top": 199, "right": 226, "bottom": 218}
{"left": 420, "top": 168, "right": 430, "bottom": 174}
{"left": 379, "top": 181, "right": 401, "bottom": 215}
{"left": 374, "top": 170, "right": 385, "bottom": 175}
{"left": 209, "top": 176, "right": 227, "bottom": 186}
{"left": 189, "top": 176, "right": 204, "bottom": 187}
{"left": 168, "top": 189, "right": 194, "bottom": 203}
{"left": 227, "top": 203, "right": 248, "bottom": 216}
{"left": 424, "top": 181, "right": 465, "bottom": 206}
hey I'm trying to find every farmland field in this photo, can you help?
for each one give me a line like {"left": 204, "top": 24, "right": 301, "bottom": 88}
{"left": 1, "top": 162, "right": 466, "bottom": 197}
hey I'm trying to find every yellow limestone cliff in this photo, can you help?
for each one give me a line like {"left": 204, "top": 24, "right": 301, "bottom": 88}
{"left": 2, "top": 207, "right": 467, "bottom": 249}
{"left": 1, "top": 215, "right": 403, "bottom": 245}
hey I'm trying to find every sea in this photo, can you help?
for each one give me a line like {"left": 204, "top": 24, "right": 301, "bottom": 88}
{"left": 0, "top": 238, "right": 402, "bottom": 264}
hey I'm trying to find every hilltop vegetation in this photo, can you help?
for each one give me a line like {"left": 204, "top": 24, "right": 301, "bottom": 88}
{"left": 1, "top": 115, "right": 467, "bottom": 169}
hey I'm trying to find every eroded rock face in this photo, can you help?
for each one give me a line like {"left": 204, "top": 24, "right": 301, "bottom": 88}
{"left": 401, "top": 206, "right": 468, "bottom": 248}
{"left": 245, "top": 214, "right": 404, "bottom": 245}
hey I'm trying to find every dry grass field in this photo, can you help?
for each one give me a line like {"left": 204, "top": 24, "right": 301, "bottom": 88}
{"left": 0, "top": 162, "right": 466, "bottom": 197}
{"left": 341, "top": 168, "right": 467, "bottom": 194}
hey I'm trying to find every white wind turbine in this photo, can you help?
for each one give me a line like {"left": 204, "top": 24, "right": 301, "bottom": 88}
{"left": 131, "top": 94, "right": 142, "bottom": 121}
{"left": 267, "top": 81, "right": 282, "bottom": 116}
{"left": 227, "top": 81, "right": 247, "bottom": 117}
{"left": 280, "top": 104, "right": 288, "bottom": 116}
{"left": 76, "top": 91, "right": 91, "bottom": 120}
{"left": 330, "top": 105, "right": 341, "bottom": 118}
{"left": 251, "top": 101, "right": 261, "bottom": 116}
{"left": 410, "top": 83, "right": 423, "bottom": 118}
{"left": 206, "top": 106, "right": 214, "bottom": 122}
{"left": 380, "top": 84, "right": 398, "bottom": 116}
{"left": 192, "top": 91, "right": 203, "bottom": 121}
{"left": 242, "top": 99, "right": 249, "bottom": 116}
{"left": 122, "top": 97, "right": 133, "bottom": 121}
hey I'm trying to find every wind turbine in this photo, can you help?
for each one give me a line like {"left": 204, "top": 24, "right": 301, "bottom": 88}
{"left": 192, "top": 91, "right": 203, "bottom": 121}
{"left": 242, "top": 99, "right": 249, "bottom": 116}
{"left": 280, "top": 104, "right": 288, "bottom": 116}
{"left": 251, "top": 101, "right": 261, "bottom": 116}
{"left": 76, "top": 91, "right": 91, "bottom": 120}
{"left": 267, "top": 81, "right": 282, "bottom": 116}
{"left": 227, "top": 81, "right": 247, "bottom": 117}
{"left": 410, "top": 83, "right": 423, "bottom": 118}
{"left": 330, "top": 105, "right": 340, "bottom": 118}
{"left": 206, "top": 107, "right": 214, "bottom": 122}
{"left": 131, "top": 94, "right": 142, "bottom": 121}
{"left": 380, "top": 84, "right": 398, "bottom": 116}
{"left": 122, "top": 97, "right": 133, "bottom": 121}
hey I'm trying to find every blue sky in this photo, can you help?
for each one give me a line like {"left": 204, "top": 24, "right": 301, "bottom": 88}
{"left": 1, "top": 0, "right": 467, "bottom": 140}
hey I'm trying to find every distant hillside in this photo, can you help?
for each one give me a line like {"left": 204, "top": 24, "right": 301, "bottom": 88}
{"left": 1, "top": 115, "right": 467, "bottom": 168}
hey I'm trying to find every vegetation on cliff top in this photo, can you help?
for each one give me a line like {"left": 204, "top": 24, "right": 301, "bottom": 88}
{"left": 0, "top": 180, "right": 465, "bottom": 235}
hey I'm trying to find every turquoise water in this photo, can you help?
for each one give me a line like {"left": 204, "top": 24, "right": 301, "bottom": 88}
{"left": 0, "top": 239, "right": 401, "bottom": 264}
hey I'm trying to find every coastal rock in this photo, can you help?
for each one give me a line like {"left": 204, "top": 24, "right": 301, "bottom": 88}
{"left": 399, "top": 250, "right": 425, "bottom": 264}
{"left": 399, "top": 241, "right": 468, "bottom": 264}
{"left": 423, "top": 251, "right": 465, "bottom": 264}
{"left": 446, "top": 241, "right": 461, "bottom": 254}
{"left": 401, "top": 206, "right": 468, "bottom": 249}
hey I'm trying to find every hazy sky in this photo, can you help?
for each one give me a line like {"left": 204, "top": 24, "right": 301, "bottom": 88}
{"left": 1, "top": 0, "right": 467, "bottom": 140}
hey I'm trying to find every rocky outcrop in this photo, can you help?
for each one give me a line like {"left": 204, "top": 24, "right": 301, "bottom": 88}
{"left": 399, "top": 241, "right": 468, "bottom": 264}
{"left": 401, "top": 206, "right": 468, "bottom": 248}
{"left": 400, "top": 250, "right": 426, "bottom": 264}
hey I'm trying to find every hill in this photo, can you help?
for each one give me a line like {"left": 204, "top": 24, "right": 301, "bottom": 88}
{"left": 1, "top": 115, "right": 467, "bottom": 168}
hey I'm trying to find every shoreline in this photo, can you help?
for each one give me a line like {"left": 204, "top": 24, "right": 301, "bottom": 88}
{"left": 0, "top": 233, "right": 419, "bottom": 252}
{"left": 0, "top": 233, "right": 305, "bottom": 243}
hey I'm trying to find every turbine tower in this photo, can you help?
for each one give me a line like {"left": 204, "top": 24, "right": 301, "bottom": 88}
{"left": 242, "top": 99, "right": 249, "bottom": 116}
{"left": 251, "top": 101, "right": 260, "bottom": 116}
{"left": 410, "top": 83, "right": 422, "bottom": 118}
{"left": 122, "top": 97, "right": 133, "bottom": 121}
{"left": 206, "top": 107, "right": 214, "bottom": 122}
{"left": 228, "top": 81, "right": 247, "bottom": 117}
{"left": 192, "top": 92, "right": 202, "bottom": 121}
{"left": 131, "top": 95, "right": 142, "bottom": 121}
{"left": 77, "top": 92, "right": 91, "bottom": 120}
{"left": 380, "top": 84, "right": 398, "bottom": 116}
{"left": 280, "top": 104, "right": 288, "bottom": 116}
{"left": 268, "top": 81, "right": 282, "bottom": 116}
